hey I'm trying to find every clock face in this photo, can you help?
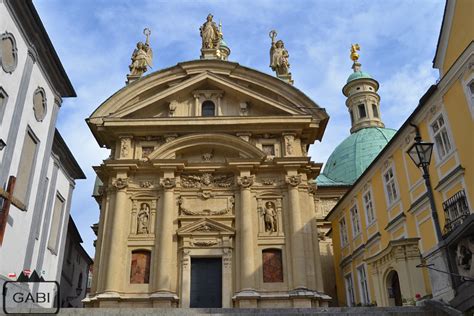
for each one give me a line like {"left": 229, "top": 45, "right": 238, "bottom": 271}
{"left": 33, "top": 88, "right": 47, "bottom": 122}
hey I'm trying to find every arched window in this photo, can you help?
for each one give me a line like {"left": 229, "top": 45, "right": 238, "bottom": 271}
{"left": 202, "top": 100, "right": 215, "bottom": 117}
{"left": 130, "top": 250, "right": 151, "bottom": 284}
{"left": 262, "top": 249, "right": 283, "bottom": 282}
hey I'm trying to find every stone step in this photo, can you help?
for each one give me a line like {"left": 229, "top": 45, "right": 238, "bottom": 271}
{"left": 2, "top": 306, "right": 450, "bottom": 316}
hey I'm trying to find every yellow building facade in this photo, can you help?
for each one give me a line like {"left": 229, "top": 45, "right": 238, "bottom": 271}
{"left": 326, "top": 0, "right": 474, "bottom": 310}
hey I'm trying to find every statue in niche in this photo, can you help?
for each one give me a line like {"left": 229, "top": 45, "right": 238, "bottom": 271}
{"left": 263, "top": 201, "right": 277, "bottom": 232}
{"left": 129, "top": 28, "right": 153, "bottom": 77}
{"left": 200, "top": 14, "right": 221, "bottom": 49}
{"left": 269, "top": 30, "right": 290, "bottom": 76}
{"left": 137, "top": 203, "right": 150, "bottom": 234}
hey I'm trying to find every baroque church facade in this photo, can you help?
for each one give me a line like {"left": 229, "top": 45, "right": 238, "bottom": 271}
{"left": 86, "top": 18, "right": 331, "bottom": 308}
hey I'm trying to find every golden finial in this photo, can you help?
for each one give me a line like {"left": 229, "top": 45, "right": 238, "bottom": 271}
{"left": 350, "top": 43, "right": 360, "bottom": 62}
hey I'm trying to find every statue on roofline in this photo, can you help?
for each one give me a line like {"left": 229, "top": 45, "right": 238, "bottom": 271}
{"left": 128, "top": 28, "right": 153, "bottom": 78}
{"left": 200, "top": 14, "right": 221, "bottom": 49}
{"left": 269, "top": 30, "right": 293, "bottom": 84}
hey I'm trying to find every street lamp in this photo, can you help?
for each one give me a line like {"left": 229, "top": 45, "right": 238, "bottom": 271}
{"left": 406, "top": 123, "right": 443, "bottom": 242}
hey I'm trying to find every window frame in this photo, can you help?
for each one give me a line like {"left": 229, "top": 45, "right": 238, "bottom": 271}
{"left": 15, "top": 126, "right": 40, "bottom": 208}
{"left": 262, "top": 248, "right": 284, "bottom": 283}
{"left": 0, "top": 86, "right": 8, "bottom": 125}
{"left": 382, "top": 165, "right": 399, "bottom": 207}
{"left": 357, "top": 264, "right": 370, "bottom": 305}
{"left": 47, "top": 192, "right": 66, "bottom": 254}
{"left": 430, "top": 113, "right": 453, "bottom": 162}
{"left": 358, "top": 104, "right": 367, "bottom": 119}
{"left": 362, "top": 188, "right": 376, "bottom": 226}
{"left": 344, "top": 272, "right": 356, "bottom": 307}
{"left": 201, "top": 100, "right": 216, "bottom": 117}
{"left": 462, "top": 71, "right": 474, "bottom": 119}
{"left": 339, "top": 216, "right": 349, "bottom": 247}
{"left": 350, "top": 203, "right": 361, "bottom": 238}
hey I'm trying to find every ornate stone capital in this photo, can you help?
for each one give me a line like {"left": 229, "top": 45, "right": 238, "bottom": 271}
{"left": 112, "top": 177, "right": 128, "bottom": 190}
{"left": 161, "top": 177, "right": 176, "bottom": 189}
{"left": 308, "top": 183, "right": 317, "bottom": 195}
{"left": 237, "top": 175, "right": 254, "bottom": 188}
{"left": 285, "top": 175, "right": 301, "bottom": 187}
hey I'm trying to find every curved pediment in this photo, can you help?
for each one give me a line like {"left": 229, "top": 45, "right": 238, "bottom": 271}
{"left": 148, "top": 133, "right": 266, "bottom": 160}
{"left": 89, "top": 60, "right": 327, "bottom": 121}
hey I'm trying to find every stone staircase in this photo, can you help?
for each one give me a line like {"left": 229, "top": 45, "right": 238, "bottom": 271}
{"left": 2, "top": 306, "right": 458, "bottom": 316}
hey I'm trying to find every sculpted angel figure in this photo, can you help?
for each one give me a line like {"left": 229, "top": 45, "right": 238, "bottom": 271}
{"left": 137, "top": 203, "right": 150, "bottom": 234}
{"left": 200, "top": 14, "right": 220, "bottom": 49}
{"left": 129, "top": 28, "right": 153, "bottom": 77}
{"left": 269, "top": 30, "right": 290, "bottom": 76}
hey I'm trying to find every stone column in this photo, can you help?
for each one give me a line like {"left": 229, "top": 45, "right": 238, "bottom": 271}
{"left": 153, "top": 177, "right": 176, "bottom": 294}
{"left": 103, "top": 177, "right": 129, "bottom": 294}
{"left": 286, "top": 174, "right": 307, "bottom": 289}
{"left": 308, "top": 185, "right": 325, "bottom": 292}
{"left": 237, "top": 175, "right": 255, "bottom": 290}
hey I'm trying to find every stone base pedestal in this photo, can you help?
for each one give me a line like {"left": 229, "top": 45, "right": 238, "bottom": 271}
{"left": 150, "top": 291, "right": 179, "bottom": 308}
{"left": 126, "top": 74, "right": 140, "bottom": 84}
{"left": 424, "top": 243, "right": 455, "bottom": 302}
{"left": 200, "top": 48, "right": 220, "bottom": 60}
{"left": 232, "top": 289, "right": 331, "bottom": 308}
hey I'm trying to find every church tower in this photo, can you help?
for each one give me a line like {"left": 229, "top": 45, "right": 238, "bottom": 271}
{"left": 343, "top": 47, "right": 385, "bottom": 133}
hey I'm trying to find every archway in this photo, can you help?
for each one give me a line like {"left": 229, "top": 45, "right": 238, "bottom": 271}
{"left": 386, "top": 270, "right": 402, "bottom": 306}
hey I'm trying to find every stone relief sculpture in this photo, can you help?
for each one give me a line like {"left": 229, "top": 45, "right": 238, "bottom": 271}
{"left": 181, "top": 173, "right": 233, "bottom": 188}
{"left": 456, "top": 237, "right": 474, "bottom": 278}
{"left": 137, "top": 203, "right": 150, "bottom": 234}
{"left": 200, "top": 14, "right": 221, "bottom": 49}
{"left": 269, "top": 30, "right": 293, "bottom": 84}
{"left": 120, "top": 137, "right": 131, "bottom": 158}
{"left": 263, "top": 201, "right": 277, "bottom": 232}
{"left": 128, "top": 28, "right": 153, "bottom": 79}
{"left": 284, "top": 134, "right": 294, "bottom": 156}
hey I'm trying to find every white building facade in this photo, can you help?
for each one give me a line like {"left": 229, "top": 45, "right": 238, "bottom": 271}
{"left": 0, "top": 0, "right": 85, "bottom": 309}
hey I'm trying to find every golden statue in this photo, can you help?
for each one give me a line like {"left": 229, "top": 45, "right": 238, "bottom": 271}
{"left": 350, "top": 43, "right": 360, "bottom": 62}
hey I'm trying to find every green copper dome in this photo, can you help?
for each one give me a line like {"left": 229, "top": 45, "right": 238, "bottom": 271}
{"left": 317, "top": 127, "right": 397, "bottom": 185}
{"left": 347, "top": 70, "right": 372, "bottom": 83}
{"left": 219, "top": 39, "right": 229, "bottom": 49}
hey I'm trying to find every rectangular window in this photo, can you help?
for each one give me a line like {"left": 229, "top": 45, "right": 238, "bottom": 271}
{"left": 262, "top": 144, "right": 275, "bottom": 156}
{"left": 262, "top": 249, "right": 284, "bottom": 282}
{"left": 339, "top": 217, "right": 348, "bottom": 246}
{"left": 383, "top": 167, "right": 398, "bottom": 205}
{"left": 358, "top": 104, "right": 366, "bottom": 118}
{"left": 47, "top": 193, "right": 65, "bottom": 254}
{"left": 357, "top": 265, "right": 370, "bottom": 305}
{"left": 363, "top": 190, "right": 376, "bottom": 224}
{"left": 350, "top": 205, "right": 361, "bottom": 237}
{"left": 15, "top": 129, "right": 39, "bottom": 206}
{"left": 372, "top": 104, "right": 379, "bottom": 118}
{"left": 345, "top": 273, "right": 355, "bottom": 307}
{"left": 431, "top": 114, "right": 452, "bottom": 160}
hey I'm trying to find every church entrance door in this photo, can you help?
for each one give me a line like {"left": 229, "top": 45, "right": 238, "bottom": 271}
{"left": 190, "top": 257, "right": 222, "bottom": 307}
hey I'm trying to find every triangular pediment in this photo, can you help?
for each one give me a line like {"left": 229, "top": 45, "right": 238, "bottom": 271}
{"left": 177, "top": 218, "right": 235, "bottom": 236}
{"left": 113, "top": 71, "right": 305, "bottom": 119}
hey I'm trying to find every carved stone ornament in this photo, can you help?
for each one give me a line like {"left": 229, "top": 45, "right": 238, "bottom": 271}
{"left": 169, "top": 100, "right": 178, "bottom": 117}
{"left": 181, "top": 173, "right": 233, "bottom": 189}
{"left": 308, "top": 184, "right": 317, "bottom": 195}
{"left": 285, "top": 175, "right": 301, "bottom": 187}
{"left": 191, "top": 240, "right": 219, "bottom": 247}
{"left": 140, "top": 181, "right": 153, "bottom": 188}
{"left": 164, "top": 134, "right": 178, "bottom": 143}
{"left": 195, "top": 224, "right": 213, "bottom": 232}
{"left": 1, "top": 32, "right": 18, "bottom": 73}
{"left": 262, "top": 178, "right": 276, "bottom": 185}
{"left": 33, "top": 87, "right": 47, "bottom": 122}
{"left": 262, "top": 201, "right": 278, "bottom": 232}
{"left": 120, "top": 137, "right": 132, "bottom": 158}
{"left": 179, "top": 196, "right": 234, "bottom": 216}
{"left": 237, "top": 175, "right": 254, "bottom": 188}
{"left": 161, "top": 177, "right": 176, "bottom": 189}
{"left": 202, "top": 151, "right": 213, "bottom": 161}
{"left": 113, "top": 178, "right": 128, "bottom": 189}
{"left": 284, "top": 134, "right": 295, "bottom": 156}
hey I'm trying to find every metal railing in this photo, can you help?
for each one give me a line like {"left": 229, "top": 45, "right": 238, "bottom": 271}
{"left": 443, "top": 189, "right": 470, "bottom": 235}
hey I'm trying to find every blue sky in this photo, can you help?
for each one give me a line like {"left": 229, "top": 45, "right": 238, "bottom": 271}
{"left": 34, "top": 0, "right": 444, "bottom": 256}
